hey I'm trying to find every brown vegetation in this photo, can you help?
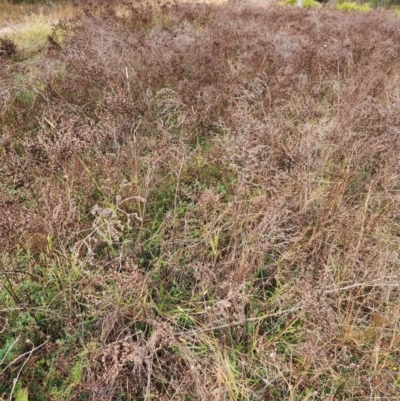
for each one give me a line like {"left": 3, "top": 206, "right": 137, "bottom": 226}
{"left": 1, "top": 1, "right": 400, "bottom": 400}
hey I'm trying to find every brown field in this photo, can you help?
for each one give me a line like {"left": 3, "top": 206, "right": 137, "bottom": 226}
{"left": 1, "top": 1, "right": 400, "bottom": 400}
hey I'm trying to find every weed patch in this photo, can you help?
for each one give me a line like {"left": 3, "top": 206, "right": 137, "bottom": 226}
{"left": 336, "top": 1, "right": 371, "bottom": 12}
{"left": 1, "top": 1, "right": 400, "bottom": 400}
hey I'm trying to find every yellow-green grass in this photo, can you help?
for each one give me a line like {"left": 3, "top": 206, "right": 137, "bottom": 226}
{"left": 0, "top": 1, "right": 75, "bottom": 55}
{"left": 5, "top": 19, "right": 53, "bottom": 54}
{"left": 336, "top": 1, "right": 371, "bottom": 12}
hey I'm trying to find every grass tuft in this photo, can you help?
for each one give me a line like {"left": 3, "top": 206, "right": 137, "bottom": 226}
{"left": 336, "top": 1, "right": 371, "bottom": 12}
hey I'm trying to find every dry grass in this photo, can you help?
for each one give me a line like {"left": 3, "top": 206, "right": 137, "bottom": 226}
{"left": 1, "top": 1, "right": 400, "bottom": 400}
{"left": 0, "top": 0, "right": 76, "bottom": 26}
{"left": 0, "top": 0, "right": 75, "bottom": 55}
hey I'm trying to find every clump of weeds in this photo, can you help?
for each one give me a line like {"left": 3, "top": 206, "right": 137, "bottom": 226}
{"left": 1, "top": 1, "right": 400, "bottom": 400}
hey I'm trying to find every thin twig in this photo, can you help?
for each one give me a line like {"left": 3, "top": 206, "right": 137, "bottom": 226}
{"left": 0, "top": 338, "right": 49, "bottom": 377}
{"left": 9, "top": 340, "right": 48, "bottom": 401}
{"left": 324, "top": 282, "right": 400, "bottom": 294}
{"left": 175, "top": 307, "right": 299, "bottom": 337}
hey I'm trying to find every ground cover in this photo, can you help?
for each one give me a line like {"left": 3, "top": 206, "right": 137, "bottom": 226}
{"left": 1, "top": 1, "right": 400, "bottom": 400}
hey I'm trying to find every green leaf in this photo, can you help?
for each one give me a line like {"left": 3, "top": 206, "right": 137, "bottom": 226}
{"left": 15, "top": 387, "right": 28, "bottom": 401}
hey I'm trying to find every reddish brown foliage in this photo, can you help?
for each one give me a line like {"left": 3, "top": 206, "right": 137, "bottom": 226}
{"left": 1, "top": 2, "right": 400, "bottom": 400}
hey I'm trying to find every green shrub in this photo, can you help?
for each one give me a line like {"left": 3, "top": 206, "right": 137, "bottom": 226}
{"left": 336, "top": 1, "right": 371, "bottom": 11}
